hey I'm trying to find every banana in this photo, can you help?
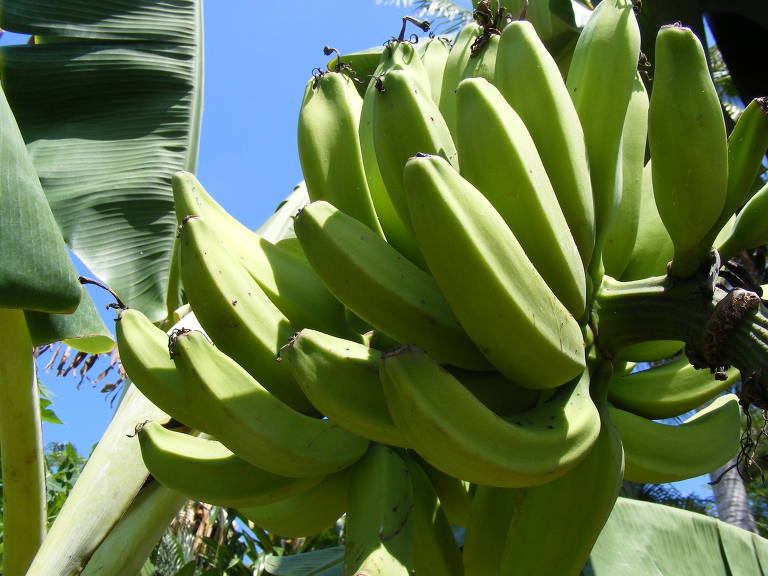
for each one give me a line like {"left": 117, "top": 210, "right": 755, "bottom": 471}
{"left": 716, "top": 180, "right": 768, "bottom": 260}
{"left": 495, "top": 20, "right": 594, "bottom": 265}
{"left": 115, "top": 307, "right": 206, "bottom": 431}
{"left": 297, "top": 69, "right": 384, "bottom": 236}
{"left": 706, "top": 96, "right": 768, "bottom": 245}
{"left": 602, "top": 71, "right": 649, "bottom": 279}
{"left": 279, "top": 328, "right": 409, "bottom": 447}
{"left": 293, "top": 200, "right": 490, "bottom": 370}
{"left": 359, "top": 40, "right": 431, "bottom": 265}
{"left": 372, "top": 66, "right": 458, "bottom": 228}
{"left": 239, "top": 468, "right": 350, "bottom": 537}
{"left": 649, "top": 23, "right": 728, "bottom": 278}
{"left": 172, "top": 172, "right": 349, "bottom": 338}
{"left": 566, "top": 0, "right": 640, "bottom": 269}
{"left": 403, "top": 154, "right": 585, "bottom": 388}
{"left": 608, "top": 355, "right": 740, "bottom": 420}
{"left": 344, "top": 444, "right": 413, "bottom": 576}
{"left": 169, "top": 329, "right": 369, "bottom": 478}
{"left": 620, "top": 161, "right": 674, "bottom": 281}
{"left": 414, "top": 456, "right": 473, "bottom": 527}
{"left": 455, "top": 76, "right": 586, "bottom": 318}
{"left": 177, "top": 215, "right": 310, "bottom": 411}
{"left": 499, "top": 402, "right": 624, "bottom": 576}
{"left": 403, "top": 454, "right": 463, "bottom": 576}
{"left": 380, "top": 346, "right": 600, "bottom": 488}
{"left": 462, "top": 485, "right": 517, "bottom": 576}
{"left": 609, "top": 393, "right": 742, "bottom": 484}
{"left": 137, "top": 422, "right": 322, "bottom": 508}
{"left": 417, "top": 36, "right": 450, "bottom": 103}
{"left": 448, "top": 367, "right": 540, "bottom": 416}
{"left": 615, "top": 339, "right": 683, "bottom": 363}
{"left": 439, "top": 22, "right": 481, "bottom": 137}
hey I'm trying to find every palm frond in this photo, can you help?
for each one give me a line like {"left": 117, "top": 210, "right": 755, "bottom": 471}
{"left": 376, "top": 0, "right": 473, "bottom": 34}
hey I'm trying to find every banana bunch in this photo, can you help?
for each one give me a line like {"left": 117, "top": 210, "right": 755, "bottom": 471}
{"left": 114, "top": 2, "right": 768, "bottom": 574}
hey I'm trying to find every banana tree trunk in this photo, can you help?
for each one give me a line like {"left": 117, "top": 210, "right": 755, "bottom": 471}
{"left": 709, "top": 458, "right": 757, "bottom": 532}
{"left": 0, "top": 309, "right": 46, "bottom": 576}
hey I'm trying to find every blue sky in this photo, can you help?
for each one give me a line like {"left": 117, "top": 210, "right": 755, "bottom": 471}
{"left": 6, "top": 0, "right": 714, "bottom": 498}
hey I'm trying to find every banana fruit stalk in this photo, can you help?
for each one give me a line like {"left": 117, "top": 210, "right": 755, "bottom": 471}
{"left": 649, "top": 24, "right": 728, "bottom": 278}
{"left": 404, "top": 154, "right": 585, "bottom": 388}
{"left": 381, "top": 346, "right": 600, "bottom": 488}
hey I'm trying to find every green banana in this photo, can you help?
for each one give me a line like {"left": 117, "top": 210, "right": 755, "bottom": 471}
{"left": 455, "top": 76, "right": 586, "bottom": 318}
{"left": 716, "top": 180, "right": 768, "bottom": 260}
{"left": 615, "top": 339, "right": 683, "bottom": 363}
{"left": 602, "top": 71, "right": 649, "bottom": 279}
{"left": 403, "top": 454, "right": 463, "bottom": 576}
{"left": 380, "top": 346, "right": 600, "bottom": 488}
{"left": 649, "top": 23, "right": 728, "bottom": 278}
{"left": 439, "top": 22, "right": 481, "bottom": 137}
{"left": 137, "top": 422, "right": 322, "bottom": 507}
{"left": 499, "top": 404, "right": 624, "bottom": 576}
{"left": 359, "top": 40, "right": 431, "bottom": 265}
{"left": 417, "top": 36, "right": 450, "bottom": 103}
{"left": 448, "top": 367, "right": 540, "bottom": 416}
{"left": 344, "top": 444, "right": 413, "bottom": 576}
{"left": 608, "top": 355, "right": 740, "bottom": 420}
{"left": 373, "top": 66, "right": 458, "bottom": 228}
{"left": 293, "top": 200, "right": 490, "bottom": 370}
{"left": 566, "top": 0, "right": 640, "bottom": 268}
{"left": 239, "top": 468, "right": 350, "bottom": 537}
{"left": 462, "top": 485, "right": 517, "bottom": 576}
{"left": 609, "top": 394, "right": 742, "bottom": 484}
{"left": 279, "top": 328, "right": 409, "bottom": 447}
{"left": 177, "top": 215, "right": 310, "bottom": 411}
{"left": 706, "top": 96, "right": 768, "bottom": 245}
{"left": 495, "top": 19, "right": 594, "bottom": 265}
{"left": 169, "top": 329, "right": 368, "bottom": 478}
{"left": 404, "top": 154, "right": 585, "bottom": 388}
{"left": 172, "top": 172, "right": 349, "bottom": 338}
{"left": 115, "top": 307, "right": 207, "bottom": 431}
{"left": 620, "top": 161, "right": 674, "bottom": 281}
{"left": 415, "top": 456, "right": 473, "bottom": 527}
{"left": 297, "top": 69, "right": 384, "bottom": 235}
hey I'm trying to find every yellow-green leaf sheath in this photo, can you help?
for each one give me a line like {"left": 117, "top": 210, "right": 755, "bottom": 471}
{"left": 456, "top": 77, "right": 586, "bottom": 318}
{"left": 496, "top": 20, "right": 594, "bottom": 265}
{"left": 404, "top": 155, "right": 585, "bottom": 388}
{"left": 294, "top": 201, "right": 490, "bottom": 370}
{"left": 297, "top": 71, "right": 384, "bottom": 236}
{"left": 649, "top": 24, "right": 728, "bottom": 278}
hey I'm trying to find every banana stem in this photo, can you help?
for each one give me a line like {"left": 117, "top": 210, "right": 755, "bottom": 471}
{"left": 593, "top": 274, "right": 768, "bottom": 410}
{"left": 0, "top": 308, "right": 46, "bottom": 576}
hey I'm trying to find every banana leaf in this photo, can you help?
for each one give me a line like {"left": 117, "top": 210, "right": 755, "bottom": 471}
{"left": 0, "top": 0, "right": 203, "bottom": 323}
{"left": 263, "top": 546, "right": 344, "bottom": 576}
{"left": 584, "top": 497, "right": 768, "bottom": 575}
{"left": 0, "top": 82, "right": 80, "bottom": 314}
